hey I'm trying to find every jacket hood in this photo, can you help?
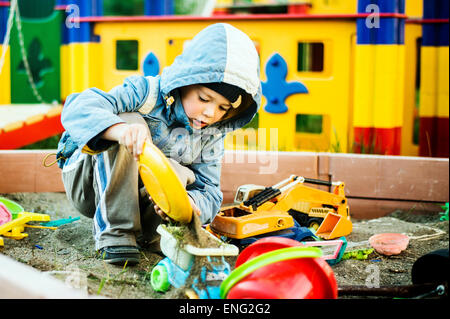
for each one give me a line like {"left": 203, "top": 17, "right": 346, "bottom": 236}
{"left": 160, "top": 23, "right": 261, "bottom": 131}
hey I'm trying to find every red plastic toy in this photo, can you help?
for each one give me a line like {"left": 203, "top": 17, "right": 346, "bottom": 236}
{"left": 226, "top": 237, "right": 338, "bottom": 299}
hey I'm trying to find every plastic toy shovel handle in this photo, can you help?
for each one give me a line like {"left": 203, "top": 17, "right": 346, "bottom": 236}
{"left": 220, "top": 247, "right": 322, "bottom": 299}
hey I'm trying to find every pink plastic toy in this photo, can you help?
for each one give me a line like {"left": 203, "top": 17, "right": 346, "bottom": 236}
{"left": 0, "top": 203, "right": 12, "bottom": 226}
{"left": 369, "top": 233, "right": 410, "bottom": 256}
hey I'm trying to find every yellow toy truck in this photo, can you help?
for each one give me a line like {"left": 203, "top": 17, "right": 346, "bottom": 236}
{"left": 210, "top": 175, "right": 352, "bottom": 240}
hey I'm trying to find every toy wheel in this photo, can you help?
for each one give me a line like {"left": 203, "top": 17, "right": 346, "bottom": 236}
{"left": 308, "top": 218, "right": 323, "bottom": 230}
{"left": 151, "top": 265, "right": 171, "bottom": 292}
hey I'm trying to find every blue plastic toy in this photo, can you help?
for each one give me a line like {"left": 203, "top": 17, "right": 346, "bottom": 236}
{"left": 151, "top": 255, "right": 232, "bottom": 299}
{"left": 191, "top": 256, "right": 231, "bottom": 299}
{"left": 40, "top": 216, "right": 80, "bottom": 227}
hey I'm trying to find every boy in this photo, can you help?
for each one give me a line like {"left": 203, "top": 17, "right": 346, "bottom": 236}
{"left": 57, "top": 23, "right": 261, "bottom": 266}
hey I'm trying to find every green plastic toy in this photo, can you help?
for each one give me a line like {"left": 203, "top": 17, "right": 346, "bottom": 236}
{"left": 342, "top": 248, "right": 374, "bottom": 260}
{"left": 439, "top": 203, "right": 449, "bottom": 221}
{"left": 0, "top": 197, "right": 24, "bottom": 220}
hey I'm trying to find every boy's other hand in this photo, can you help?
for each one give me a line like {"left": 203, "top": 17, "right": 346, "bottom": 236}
{"left": 153, "top": 202, "right": 170, "bottom": 222}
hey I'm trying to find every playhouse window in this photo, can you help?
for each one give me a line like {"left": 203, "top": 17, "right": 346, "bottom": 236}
{"left": 297, "top": 42, "right": 324, "bottom": 72}
{"left": 116, "top": 40, "right": 139, "bottom": 70}
{"left": 296, "top": 114, "right": 323, "bottom": 134}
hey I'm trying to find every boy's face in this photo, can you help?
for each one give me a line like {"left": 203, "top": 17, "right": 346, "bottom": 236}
{"left": 180, "top": 85, "right": 232, "bottom": 129}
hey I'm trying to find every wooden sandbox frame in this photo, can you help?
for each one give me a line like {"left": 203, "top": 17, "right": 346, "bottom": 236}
{"left": 1, "top": 150, "right": 448, "bottom": 219}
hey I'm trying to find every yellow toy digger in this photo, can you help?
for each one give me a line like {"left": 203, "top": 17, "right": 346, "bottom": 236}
{"left": 210, "top": 175, "right": 352, "bottom": 240}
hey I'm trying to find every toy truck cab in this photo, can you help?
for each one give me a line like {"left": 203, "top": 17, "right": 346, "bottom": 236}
{"left": 234, "top": 185, "right": 266, "bottom": 204}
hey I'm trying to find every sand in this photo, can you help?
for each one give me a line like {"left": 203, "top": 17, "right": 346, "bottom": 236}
{"left": 0, "top": 192, "right": 448, "bottom": 299}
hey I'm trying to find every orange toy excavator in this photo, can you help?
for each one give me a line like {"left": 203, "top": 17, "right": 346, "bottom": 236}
{"left": 210, "top": 175, "right": 352, "bottom": 240}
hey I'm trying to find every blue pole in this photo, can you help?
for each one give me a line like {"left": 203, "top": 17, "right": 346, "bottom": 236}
{"left": 357, "top": 0, "right": 405, "bottom": 45}
{"left": 0, "top": 3, "right": 8, "bottom": 44}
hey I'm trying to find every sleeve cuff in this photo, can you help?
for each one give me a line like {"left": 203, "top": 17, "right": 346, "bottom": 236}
{"left": 85, "top": 129, "right": 116, "bottom": 153}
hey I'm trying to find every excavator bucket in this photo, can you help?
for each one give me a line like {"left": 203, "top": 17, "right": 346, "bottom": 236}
{"left": 316, "top": 212, "right": 352, "bottom": 240}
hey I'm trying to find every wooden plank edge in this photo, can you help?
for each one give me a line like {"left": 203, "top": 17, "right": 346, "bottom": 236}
{"left": 0, "top": 254, "right": 103, "bottom": 299}
{"left": 1, "top": 150, "right": 448, "bottom": 219}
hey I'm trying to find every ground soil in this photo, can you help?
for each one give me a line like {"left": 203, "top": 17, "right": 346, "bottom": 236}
{"left": 1, "top": 192, "right": 448, "bottom": 299}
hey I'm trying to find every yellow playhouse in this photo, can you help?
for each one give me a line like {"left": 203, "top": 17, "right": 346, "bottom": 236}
{"left": 0, "top": 0, "right": 448, "bottom": 157}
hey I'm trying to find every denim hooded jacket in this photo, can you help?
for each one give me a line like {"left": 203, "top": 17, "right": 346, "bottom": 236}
{"left": 57, "top": 23, "right": 262, "bottom": 223}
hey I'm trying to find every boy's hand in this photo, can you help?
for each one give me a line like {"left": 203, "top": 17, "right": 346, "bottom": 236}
{"left": 150, "top": 195, "right": 201, "bottom": 222}
{"left": 118, "top": 123, "right": 151, "bottom": 161}
{"left": 103, "top": 122, "right": 151, "bottom": 161}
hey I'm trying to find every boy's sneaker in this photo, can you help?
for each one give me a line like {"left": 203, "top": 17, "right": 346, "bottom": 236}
{"left": 98, "top": 246, "right": 140, "bottom": 266}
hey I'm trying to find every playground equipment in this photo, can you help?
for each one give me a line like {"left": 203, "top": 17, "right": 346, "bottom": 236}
{"left": 0, "top": 103, "right": 63, "bottom": 149}
{"left": 0, "top": 0, "right": 448, "bottom": 158}
{"left": 0, "top": 0, "right": 63, "bottom": 149}
{"left": 210, "top": 175, "right": 352, "bottom": 240}
{"left": 220, "top": 237, "right": 338, "bottom": 299}
{"left": 150, "top": 224, "right": 239, "bottom": 299}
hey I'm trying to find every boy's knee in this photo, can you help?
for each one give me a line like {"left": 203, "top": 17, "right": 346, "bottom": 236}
{"left": 63, "top": 181, "right": 96, "bottom": 218}
{"left": 72, "top": 200, "right": 96, "bottom": 218}
{"left": 62, "top": 158, "right": 97, "bottom": 218}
